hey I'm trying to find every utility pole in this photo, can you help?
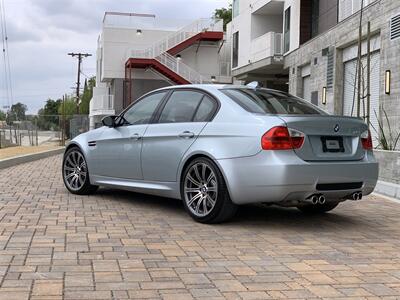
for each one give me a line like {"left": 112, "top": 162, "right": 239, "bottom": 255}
{"left": 68, "top": 52, "right": 92, "bottom": 114}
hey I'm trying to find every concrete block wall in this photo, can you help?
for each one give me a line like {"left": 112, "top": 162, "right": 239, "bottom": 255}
{"left": 374, "top": 150, "right": 400, "bottom": 199}
{"left": 374, "top": 150, "right": 400, "bottom": 185}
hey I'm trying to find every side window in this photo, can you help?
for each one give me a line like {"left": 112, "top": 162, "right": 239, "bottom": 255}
{"left": 232, "top": 31, "right": 239, "bottom": 68}
{"left": 193, "top": 96, "right": 217, "bottom": 122}
{"left": 123, "top": 92, "right": 166, "bottom": 125}
{"left": 284, "top": 7, "right": 291, "bottom": 53}
{"left": 158, "top": 90, "right": 204, "bottom": 123}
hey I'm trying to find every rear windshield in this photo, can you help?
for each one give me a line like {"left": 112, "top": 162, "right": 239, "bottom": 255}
{"left": 221, "top": 88, "right": 325, "bottom": 115}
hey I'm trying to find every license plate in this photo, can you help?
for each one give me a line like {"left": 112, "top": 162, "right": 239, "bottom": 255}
{"left": 321, "top": 136, "right": 344, "bottom": 153}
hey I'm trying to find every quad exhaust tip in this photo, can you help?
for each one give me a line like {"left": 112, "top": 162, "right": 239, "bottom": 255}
{"left": 305, "top": 192, "right": 362, "bottom": 204}
{"left": 311, "top": 195, "right": 318, "bottom": 205}
{"left": 351, "top": 192, "right": 363, "bottom": 201}
{"left": 304, "top": 194, "right": 325, "bottom": 205}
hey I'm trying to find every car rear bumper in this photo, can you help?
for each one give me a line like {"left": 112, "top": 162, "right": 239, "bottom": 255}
{"left": 216, "top": 150, "right": 379, "bottom": 205}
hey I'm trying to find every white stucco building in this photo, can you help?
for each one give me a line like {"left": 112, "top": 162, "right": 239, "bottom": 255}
{"left": 89, "top": 12, "right": 232, "bottom": 129}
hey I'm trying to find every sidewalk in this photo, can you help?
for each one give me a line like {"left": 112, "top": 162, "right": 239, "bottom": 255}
{"left": 0, "top": 145, "right": 63, "bottom": 160}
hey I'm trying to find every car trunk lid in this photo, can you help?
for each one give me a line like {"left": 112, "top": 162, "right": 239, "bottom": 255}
{"left": 277, "top": 115, "right": 368, "bottom": 161}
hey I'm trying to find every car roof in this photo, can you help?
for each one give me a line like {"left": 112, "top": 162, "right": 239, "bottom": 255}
{"left": 154, "top": 84, "right": 285, "bottom": 94}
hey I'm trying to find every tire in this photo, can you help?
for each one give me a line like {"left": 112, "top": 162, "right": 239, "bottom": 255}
{"left": 62, "top": 147, "right": 98, "bottom": 195}
{"left": 181, "top": 157, "right": 238, "bottom": 224}
{"left": 297, "top": 202, "right": 339, "bottom": 214}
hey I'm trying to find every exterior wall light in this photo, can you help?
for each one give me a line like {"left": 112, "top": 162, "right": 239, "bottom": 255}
{"left": 136, "top": 29, "right": 142, "bottom": 35}
{"left": 211, "top": 76, "right": 216, "bottom": 82}
{"left": 322, "top": 87, "right": 327, "bottom": 105}
{"left": 385, "top": 70, "right": 391, "bottom": 95}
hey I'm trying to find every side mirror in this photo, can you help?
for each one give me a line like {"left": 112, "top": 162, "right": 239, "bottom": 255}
{"left": 102, "top": 115, "right": 117, "bottom": 127}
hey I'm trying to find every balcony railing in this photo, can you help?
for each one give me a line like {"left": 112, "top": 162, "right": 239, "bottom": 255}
{"left": 103, "top": 12, "right": 190, "bottom": 31}
{"left": 130, "top": 18, "right": 223, "bottom": 61}
{"left": 250, "top": 32, "right": 283, "bottom": 63}
{"left": 90, "top": 95, "right": 115, "bottom": 116}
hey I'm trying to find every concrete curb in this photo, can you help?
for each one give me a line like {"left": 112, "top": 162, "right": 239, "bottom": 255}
{"left": 0, "top": 148, "right": 65, "bottom": 169}
{"left": 374, "top": 180, "right": 400, "bottom": 200}
{"left": 372, "top": 192, "right": 400, "bottom": 205}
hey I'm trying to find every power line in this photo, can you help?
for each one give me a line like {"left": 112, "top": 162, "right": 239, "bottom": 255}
{"left": 0, "top": 92, "right": 68, "bottom": 98}
{"left": 0, "top": 0, "right": 9, "bottom": 109}
{"left": 2, "top": 0, "right": 12, "bottom": 106}
{"left": 80, "top": 69, "right": 92, "bottom": 79}
{"left": 0, "top": 0, "right": 13, "bottom": 110}
{"left": 68, "top": 52, "right": 92, "bottom": 114}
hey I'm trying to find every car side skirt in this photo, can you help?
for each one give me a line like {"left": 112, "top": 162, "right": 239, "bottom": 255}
{"left": 90, "top": 175, "right": 181, "bottom": 199}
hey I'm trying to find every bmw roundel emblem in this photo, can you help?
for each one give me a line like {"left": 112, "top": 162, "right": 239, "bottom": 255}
{"left": 334, "top": 124, "right": 340, "bottom": 132}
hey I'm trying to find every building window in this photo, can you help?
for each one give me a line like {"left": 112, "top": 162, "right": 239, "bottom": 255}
{"left": 232, "top": 31, "right": 239, "bottom": 68}
{"left": 233, "top": 0, "right": 239, "bottom": 18}
{"left": 338, "top": 0, "right": 370, "bottom": 22}
{"left": 311, "top": 0, "right": 319, "bottom": 37}
{"left": 284, "top": 7, "right": 291, "bottom": 53}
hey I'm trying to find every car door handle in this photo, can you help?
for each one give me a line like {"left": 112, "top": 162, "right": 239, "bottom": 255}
{"left": 178, "top": 131, "right": 195, "bottom": 139}
{"left": 130, "top": 133, "right": 142, "bottom": 140}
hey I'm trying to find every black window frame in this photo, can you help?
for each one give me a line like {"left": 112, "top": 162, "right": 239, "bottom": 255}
{"left": 117, "top": 90, "right": 171, "bottom": 126}
{"left": 153, "top": 88, "right": 220, "bottom": 124}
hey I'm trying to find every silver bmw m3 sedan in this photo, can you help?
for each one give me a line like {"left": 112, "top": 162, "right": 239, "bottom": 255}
{"left": 62, "top": 84, "right": 379, "bottom": 223}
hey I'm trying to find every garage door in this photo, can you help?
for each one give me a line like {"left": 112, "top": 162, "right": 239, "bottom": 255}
{"left": 343, "top": 51, "right": 380, "bottom": 142}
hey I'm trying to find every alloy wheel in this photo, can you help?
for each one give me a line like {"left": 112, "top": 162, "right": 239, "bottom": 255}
{"left": 184, "top": 163, "right": 218, "bottom": 217}
{"left": 63, "top": 150, "right": 88, "bottom": 191}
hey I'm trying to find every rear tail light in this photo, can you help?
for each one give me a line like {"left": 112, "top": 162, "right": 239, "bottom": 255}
{"left": 361, "top": 129, "right": 373, "bottom": 150}
{"left": 262, "top": 126, "right": 305, "bottom": 150}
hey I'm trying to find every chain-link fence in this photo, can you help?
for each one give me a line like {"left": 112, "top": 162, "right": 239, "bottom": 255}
{"left": 0, "top": 115, "right": 89, "bottom": 149}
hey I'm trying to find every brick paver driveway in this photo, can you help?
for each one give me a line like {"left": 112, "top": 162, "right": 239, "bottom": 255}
{"left": 1, "top": 155, "right": 400, "bottom": 299}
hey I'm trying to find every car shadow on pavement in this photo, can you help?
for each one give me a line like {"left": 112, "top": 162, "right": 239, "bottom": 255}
{"left": 94, "top": 188, "right": 365, "bottom": 230}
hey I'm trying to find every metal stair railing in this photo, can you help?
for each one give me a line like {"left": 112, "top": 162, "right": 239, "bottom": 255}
{"left": 155, "top": 52, "right": 203, "bottom": 84}
{"left": 129, "top": 18, "right": 223, "bottom": 83}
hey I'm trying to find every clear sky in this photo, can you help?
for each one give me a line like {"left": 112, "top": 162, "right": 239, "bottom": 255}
{"left": 0, "top": 0, "right": 230, "bottom": 114}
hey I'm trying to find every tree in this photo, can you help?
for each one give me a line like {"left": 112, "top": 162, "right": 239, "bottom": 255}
{"left": 213, "top": 4, "right": 232, "bottom": 31}
{"left": 43, "top": 99, "right": 62, "bottom": 116}
{"left": 58, "top": 96, "right": 77, "bottom": 117}
{"left": 0, "top": 110, "right": 5, "bottom": 121}
{"left": 35, "top": 99, "right": 62, "bottom": 130}
{"left": 80, "top": 76, "right": 95, "bottom": 115}
{"left": 10, "top": 102, "right": 28, "bottom": 121}
{"left": 58, "top": 96, "right": 78, "bottom": 139}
